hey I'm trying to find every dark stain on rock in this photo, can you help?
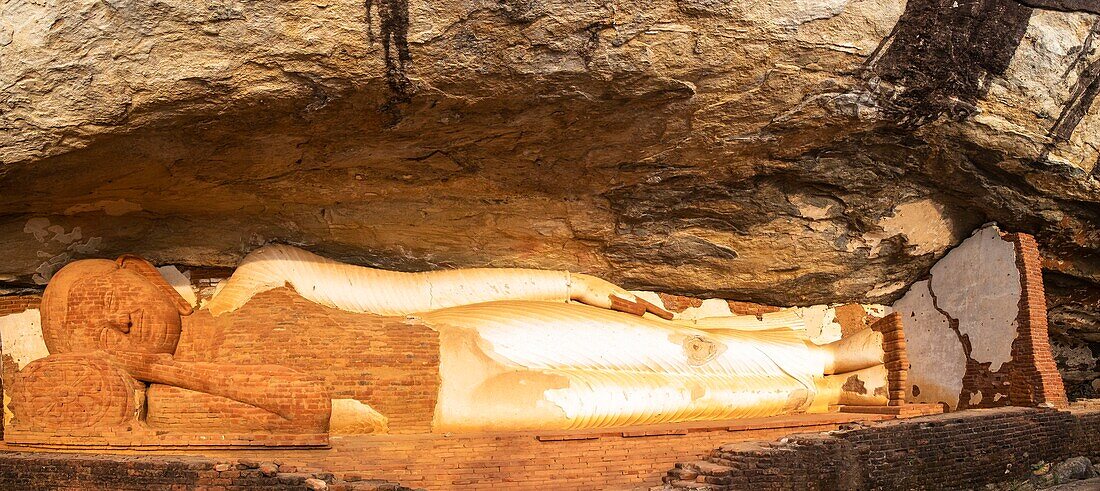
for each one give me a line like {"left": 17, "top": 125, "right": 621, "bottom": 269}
{"left": 366, "top": 0, "right": 412, "bottom": 98}
{"left": 867, "top": 0, "right": 1033, "bottom": 125}
{"left": 842, "top": 375, "right": 868, "bottom": 395}
{"left": 1048, "top": 21, "right": 1100, "bottom": 143}
{"left": 912, "top": 384, "right": 921, "bottom": 397}
{"left": 1016, "top": 0, "right": 1100, "bottom": 14}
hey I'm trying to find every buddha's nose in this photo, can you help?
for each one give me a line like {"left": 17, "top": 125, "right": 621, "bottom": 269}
{"left": 109, "top": 312, "right": 133, "bottom": 333}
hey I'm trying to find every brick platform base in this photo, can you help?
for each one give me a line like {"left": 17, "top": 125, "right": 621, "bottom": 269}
{"left": 0, "top": 413, "right": 881, "bottom": 490}
{"left": 0, "top": 452, "right": 410, "bottom": 491}
{"left": 1, "top": 406, "right": 1097, "bottom": 490}
{"left": 661, "top": 404, "right": 1100, "bottom": 491}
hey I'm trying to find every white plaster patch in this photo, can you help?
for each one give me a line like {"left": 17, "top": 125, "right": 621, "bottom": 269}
{"left": 969, "top": 390, "right": 983, "bottom": 406}
{"left": 0, "top": 309, "right": 48, "bottom": 370}
{"left": 156, "top": 265, "right": 198, "bottom": 308}
{"left": 928, "top": 226, "right": 1020, "bottom": 372}
{"left": 798, "top": 305, "right": 843, "bottom": 344}
{"left": 877, "top": 199, "right": 959, "bottom": 255}
{"left": 0, "top": 308, "right": 48, "bottom": 426}
{"left": 863, "top": 304, "right": 891, "bottom": 318}
{"left": 23, "top": 217, "right": 102, "bottom": 284}
{"left": 329, "top": 398, "right": 389, "bottom": 434}
{"left": 630, "top": 291, "right": 666, "bottom": 311}
{"left": 893, "top": 280, "right": 966, "bottom": 409}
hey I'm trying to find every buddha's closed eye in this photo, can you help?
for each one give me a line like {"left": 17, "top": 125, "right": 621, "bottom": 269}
{"left": 103, "top": 288, "right": 116, "bottom": 311}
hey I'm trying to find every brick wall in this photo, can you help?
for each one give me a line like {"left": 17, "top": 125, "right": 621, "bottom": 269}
{"left": 663, "top": 405, "right": 1100, "bottom": 491}
{"left": 0, "top": 295, "right": 40, "bottom": 317}
{"left": 1070, "top": 404, "right": 1100, "bottom": 458}
{"left": 175, "top": 288, "right": 440, "bottom": 433}
{"left": 0, "top": 452, "right": 414, "bottom": 491}
{"left": 1004, "top": 233, "right": 1069, "bottom": 408}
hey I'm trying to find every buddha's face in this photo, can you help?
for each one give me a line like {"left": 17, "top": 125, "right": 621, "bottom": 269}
{"left": 41, "top": 258, "right": 189, "bottom": 355}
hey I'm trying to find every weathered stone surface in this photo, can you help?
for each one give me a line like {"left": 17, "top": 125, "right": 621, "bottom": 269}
{"left": 1052, "top": 457, "right": 1096, "bottom": 484}
{"left": 1047, "top": 270, "right": 1100, "bottom": 398}
{"left": 0, "top": 1, "right": 1097, "bottom": 317}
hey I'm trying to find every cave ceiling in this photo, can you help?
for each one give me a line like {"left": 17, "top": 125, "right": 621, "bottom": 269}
{"left": 0, "top": 0, "right": 1098, "bottom": 310}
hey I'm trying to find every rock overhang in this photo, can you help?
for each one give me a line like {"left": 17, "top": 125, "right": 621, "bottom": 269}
{"left": 0, "top": 0, "right": 1096, "bottom": 316}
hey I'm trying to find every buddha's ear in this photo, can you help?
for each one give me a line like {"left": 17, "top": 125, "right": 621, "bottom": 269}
{"left": 116, "top": 254, "right": 195, "bottom": 316}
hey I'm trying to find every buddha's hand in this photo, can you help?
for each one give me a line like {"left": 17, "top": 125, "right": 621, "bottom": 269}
{"left": 567, "top": 273, "right": 674, "bottom": 320}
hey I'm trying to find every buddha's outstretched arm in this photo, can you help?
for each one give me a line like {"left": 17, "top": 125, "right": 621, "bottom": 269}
{"left": 107, "top": 351, "right": 329, "bottom": 428}
{"left": 205, "top": 244, "right": 670, "bottom": 318}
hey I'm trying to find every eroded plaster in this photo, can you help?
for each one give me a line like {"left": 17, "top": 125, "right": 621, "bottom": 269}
{"left": 894, "top": 280, "right": 967, "bottom": 408}
{"left": 0, "top": 308, "right": 47, "bottom": 370}
{"left": 0, "top": 308, "right": 48, "bottom": 427}
{"left": 23, "top": 217, "right": 102, "bottom": 284}
{"left": 929, "top": 226, "right": 1021, "bottom": 371}
{"left": 892, "top": 224, "right": 1026, "bottom": 409}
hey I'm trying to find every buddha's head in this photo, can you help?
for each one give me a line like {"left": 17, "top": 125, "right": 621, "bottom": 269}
{"left": 40, "top": 255, "right": 194, "bottom": 355}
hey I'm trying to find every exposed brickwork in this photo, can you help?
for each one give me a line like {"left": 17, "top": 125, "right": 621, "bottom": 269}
{"left": 177, "top": 288, "right": 441, "bottom": 433}
{"left": 869, "top": 313, "right": 907, "bottom": 406}
{"left": 1004, "top": 233, "right": 1069, "bottom": 408}
{"left": 923, "top": 232, "right": 1069, "bottom": 411}
{"left": 833, "top": 304, "right": 876, "bottom": 339}
{"left": 656, "top": 293, "right": 704, "bottom": 313}
{"left": 0, "top": 295, "right": 41, "bottom": 316}
{"left": 1068, "top": 401, "right": 1100, "bottom": 458}
{"left": 723, "top": 301, "right": 782, "bottom": 316}
{"left": 146, "top": 384, "right": 302, "bottom": 431}
{"left": 0, "top": 452, "right": 416, "bottom": 491}
{"left": 662, "top": 406, "right": 1100, "bottom": 491}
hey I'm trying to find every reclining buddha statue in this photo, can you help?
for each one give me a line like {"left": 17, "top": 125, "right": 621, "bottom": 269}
{"left": 205, "top": 245, "right": 907, "bottom": 432}
{"left": 4, "top": 244, "right": 906, "bottom": 445}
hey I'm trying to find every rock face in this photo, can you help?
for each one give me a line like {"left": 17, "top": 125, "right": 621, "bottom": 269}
{"left": 0, "top": 1, "right": 1097, "bottom": 326}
